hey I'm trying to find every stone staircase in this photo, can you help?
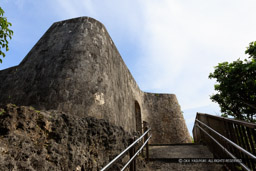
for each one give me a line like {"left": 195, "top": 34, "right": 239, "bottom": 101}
{"left": 139, "top": 144, "right": 227, "bottom": 171}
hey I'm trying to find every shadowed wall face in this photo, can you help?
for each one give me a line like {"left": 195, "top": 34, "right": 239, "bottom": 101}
{"left": 144, "top": 93, "right": 192, "bottom": 144}
{"left": 135, "top": 101, "right": 142, "bottom": 134}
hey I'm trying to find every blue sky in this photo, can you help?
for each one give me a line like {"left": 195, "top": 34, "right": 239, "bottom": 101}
{"left": 1, "top": 0, "right": 256, "bottom": 136}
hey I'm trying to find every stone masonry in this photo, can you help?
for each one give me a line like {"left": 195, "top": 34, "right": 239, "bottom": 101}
{"left": 0, "top": 17, "right": 191, "bottom": 144}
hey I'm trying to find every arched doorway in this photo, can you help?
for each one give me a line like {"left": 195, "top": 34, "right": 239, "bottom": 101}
{"left": 135, "top": 101, "right": 142, "bottom": 134}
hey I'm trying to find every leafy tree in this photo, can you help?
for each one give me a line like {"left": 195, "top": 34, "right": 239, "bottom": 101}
{"left": 0, "top": 7, "right": 13, "bottom": 63}
{"left": 209, "top": 42, "right": 256, "bottom": 122}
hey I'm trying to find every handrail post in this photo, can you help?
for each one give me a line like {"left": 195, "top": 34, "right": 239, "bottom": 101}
{"left": 129, "top": 138, "right": 135, "bottom": 171}
{"left": 146, "top": 132, "right": 149, "bottom": 161}
{"left": 143, "top": 122, "right": 149, "bottom": 161}
{"left": 142, "top": 121, "right": 146, "bottom": 157}
{"left": 133, "top": 136, "right": 137, "bottom": 171}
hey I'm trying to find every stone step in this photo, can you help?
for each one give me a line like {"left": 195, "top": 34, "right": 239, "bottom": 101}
{"left": 140, "top": 161, "right": 227, "bottom": 171}
{"left": 138, "top": 144, "right": 227, "bottom": 171}
{"left": 149, "top": 144, "right": 214, "bottom": 159}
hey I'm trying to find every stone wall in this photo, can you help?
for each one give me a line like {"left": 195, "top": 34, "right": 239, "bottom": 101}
{"left": 0, "top": 17, "right": 143, "bottom": 133}
{"left": 143, "top": 93, "right": 191, "bottom": 144}
{"left": 0, "top": 17, "right": 191, "bottom": 143}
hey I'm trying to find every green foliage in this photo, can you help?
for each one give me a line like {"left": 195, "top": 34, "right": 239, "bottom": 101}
{"left": 245, "top": 41, "right": 256, "bottom": 60}
{"left": 235, "top": 165, "right": 243, "bottom": 171}
{"left": 191, "top": 136, "right": 194, "bottom": 143}
{"left": 0, "top": 108, "right": 6, "bottom": 115}
{"left": 0, "top": 7, "right": 13, "bottom": 63}
{"left": 29, "top": 106, "right": 35, "bottom": 110}
{"left": 35, "top": 110, "right": 40, "bottom": 114}
{"left": 209, "top": 42, "right": 256, "bottom": 123}
{"left": 221, "top": 113, "right": 228, "bottom": 118}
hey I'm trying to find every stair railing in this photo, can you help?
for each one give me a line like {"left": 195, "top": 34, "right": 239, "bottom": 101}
{"left": 101, "top": 127, "right": 151, "bottom": 171}
{"left": 193, "top": 113, "right": 256, "bottom": 171}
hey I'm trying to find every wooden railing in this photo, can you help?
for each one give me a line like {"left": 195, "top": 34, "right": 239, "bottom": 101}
{"left": 193, "top": 113, "right": 256, "bottom": 171}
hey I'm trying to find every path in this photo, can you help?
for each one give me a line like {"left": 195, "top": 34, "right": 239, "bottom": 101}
{"left": 139, "top": 144, "right": 227, "bottom": 171}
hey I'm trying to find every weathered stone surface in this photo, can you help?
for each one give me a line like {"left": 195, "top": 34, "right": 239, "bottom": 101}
{"left": 0, "top": 17, "right": 143, "bottom": 133}
{"left": 138, "top": 161, "right": 226, "bottom": 171}
{"left": 144, "top": 93, "right": 191, "bottom": 144}
{"left": 0, "top": 104, "right": 136, "bottom": 171}
{"left": 149, "top": 144, "right": 214, "bottom": 158}
{"left": 138, "top": 144, "right": 226, "bottom": 171}
{"left": 0, "top": 16, "right": 191, "bottom": 144}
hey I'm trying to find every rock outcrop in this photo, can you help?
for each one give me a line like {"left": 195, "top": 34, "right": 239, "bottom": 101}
{"left": 0, "top": 104, "right": 135, "bottom": 171}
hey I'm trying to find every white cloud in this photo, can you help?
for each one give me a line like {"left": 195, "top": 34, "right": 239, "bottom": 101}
{"left": 52, "top": 0, "right": 144, "bottom": 33}
{"left": 135, "top": 0, "right": 256, "bottom": 111}
{"left": 183, "top": 103, "right": 221, "bottom": 136}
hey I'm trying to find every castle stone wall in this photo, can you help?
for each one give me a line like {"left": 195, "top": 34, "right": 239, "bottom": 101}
{"left": 143, "top": 93, "right": 191, "bottom": 144}
{"left": 0, "top": 17, "right": 191, "bottom": 143}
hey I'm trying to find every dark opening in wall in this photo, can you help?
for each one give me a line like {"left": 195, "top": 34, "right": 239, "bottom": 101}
{"left": 135, "top": 101, "right": 142, "bottom": 134}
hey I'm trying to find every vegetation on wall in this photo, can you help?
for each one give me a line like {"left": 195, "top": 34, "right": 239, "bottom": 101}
{"left": 0, "top": 6, "right": 13, "bottom": 63}
{"left": 209, "top": 41, "right": 256, "bottom": 123}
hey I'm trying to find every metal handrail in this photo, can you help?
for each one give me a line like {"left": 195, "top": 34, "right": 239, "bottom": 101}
{"left": 196, "top": 123, "right": 250, "bottom": 171}
{"left": 121, "top": 135, "right": 151, "bottom": 171}
{"left": 101, "top": 128, "right": 151, "bottom": 171}
{"left": 196, "top": 119, "right": 256, "bottom": 160}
